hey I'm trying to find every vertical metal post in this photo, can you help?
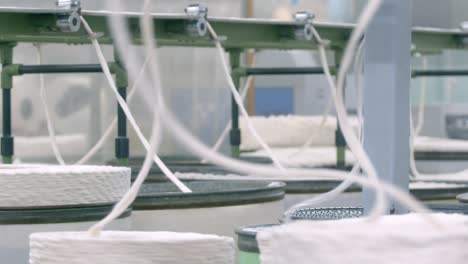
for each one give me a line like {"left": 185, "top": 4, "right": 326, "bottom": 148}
{"left": 245, "top": 0, "right": 256, "bottom": 115}
{"left": 363, "top": 0, "right": 412, "bottom": 214}
{"left": 229, "top": 49, "right": 242, "bottom": 158}
{"left": 114, "top": 50, "right": 129, "bottom": 166}
{"left": 334, "top": 49, "right": 346, "bottom": 169}
{"left": 2, "top": 89, "right": 12, "bottom": 164}
{"left": 0, "top": 43, "right": 15, "bottom": 164}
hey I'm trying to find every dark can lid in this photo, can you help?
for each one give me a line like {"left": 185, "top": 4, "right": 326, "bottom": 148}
{"left": 0, "top": 204, "right": 131, "bottom": 225}
{"left": 134, "top": 180, "right": 285, "bottom": 210}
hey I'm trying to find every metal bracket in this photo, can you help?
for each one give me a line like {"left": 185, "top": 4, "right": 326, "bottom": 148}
{"left": 293, "top": 11, "right": 314, "bottom": 41}
{"left": 184, "top": 4, "right": 208, "bottom": 37}
{"left": 460, "top": 22, "right": 468, "bottom": 46}
{"left": 55, "top": 0, "right": 81, "bottom": 32}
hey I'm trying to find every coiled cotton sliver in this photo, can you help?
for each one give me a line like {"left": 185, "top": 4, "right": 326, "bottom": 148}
{"left": 0, "top": 165, "right": 131, "bottom": 207}
{"left": 257, "top": 213, "right": 468, "bottom": 264}
{"left": 30, "top": 231, "right": 235, "bottom": 264}
{"left": 239, "top": 115, "right": 360, "bottom": 151}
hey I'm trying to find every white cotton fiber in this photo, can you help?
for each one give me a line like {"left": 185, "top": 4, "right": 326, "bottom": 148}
{"left": 414, "top": 136, "right": 468, "bottom": 152}
{"left": 240, "top": 115, "right": 344, "bottom": 151}
{"left": 30, "top": 231, "right": 235, "bottom": 264}
{"left": 243, "top": 147, "right": 355, "bottom": 168}
{"left": 0, "top": 165, "right": 130, "bottom": 207}
{"left": 239, "top": 115, "right": 468, "bottom": 154}
{"left": 257, "top": 213, "right": 468, "bottom": 264}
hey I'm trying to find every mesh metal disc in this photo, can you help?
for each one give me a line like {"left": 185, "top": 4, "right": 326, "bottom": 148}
{"left": 291, "top": 207, "right": 364, "bottom": 221}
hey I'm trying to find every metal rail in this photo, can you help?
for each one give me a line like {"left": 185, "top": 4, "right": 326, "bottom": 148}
{"left": 18, "top": 64, "right": 105, "bottom": 74}
{"left": 0, "top": 8, "right": 465, "bottom": 53}
{"left": 412, "top": 69, "right": 468, "bottom": 77}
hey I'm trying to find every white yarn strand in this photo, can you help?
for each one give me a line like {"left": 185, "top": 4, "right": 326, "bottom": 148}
{"left": 410, "top": 57, "right": 428, "bottom": 179}
{"left": 35, "top": 45, "right": 151, "bottom": 166}
{"left": 284, "top": 28, "right": 365, "bottom": 219}
{"left": 103, "top": 0, "right": 437, "bottom": 226}
{"left": 35, "top": 44, "right": 66, "bottom": 165}
{"left": 414, "top": 57, "right": 428, "bottom": 137}
{"left": 79, "top": 16, "right": 191, "bottom": 194}
{"left": 206, "top": 22, "right": 286, "bottom": 171}
{"left": 289, "top": 43, "right": 336, "bottom": 158}
{"left": 203, "top": 75, "right": 254, "bottom": 164}
{"left": 210, "top": 56, "right": 256, "bottom": 154}
{"left": 310, "top": 26, "right": 383, "bottom": 214}
{"left": 332, "top": 0, "right": 389, "bottom": 220}
{"left": 35, "top": 42, "right": 152, "bottom": 166}
{"left": 87, "top": 0, "right": 174, "bottom": 236}
{"left": 76, "top": 56, "right": 151, "bottom": 165}
{"left": 88, "top": 105, "right": 160, "bottom": 236}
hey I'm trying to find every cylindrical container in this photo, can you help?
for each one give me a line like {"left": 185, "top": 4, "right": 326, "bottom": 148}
{"left": 132, "top": 180, "right": 285, "bottom": 238}
{"left": 236, "top": 207, "right": 363, "bottom": 264}
{"left": 109, "top": 156, "right": 271, "bottom": 181}
{"left": 237, "top": 224, "right": 277, "bottom": 264}
{"left": 427, "top": 203, "right": 468, "bottom": 214}
{"left": 175, "top": 174, "right": 362, "bottom": 210}
{"left": 0, "top": 165, "right": 131, "bottom": 264}
{"left": 30, "top": 231, "right": 235, "bottom": 264}
{"left": 457, "top": 192, "right": 468, "bottom": 203}
{"left": 282, "top": 179, "right": 361, "bottom": 209}
{"left": 414, "top": 135, "right": 468, "bottom": 174}
{"left": 285, "top": 180, "right": 468, "bottom": 208}
{"left": 416, "top": 160, "right": 468, "bottom": 174}
{"left": 286, "top": 181, "right": 468, "bottom": 207}
{"left": 119, "top": 157, "right": 358, "bottom": 209}
{"left": 177, "top": 174, "right": 468, "bottom": 209}
{"left": 236, "top": 203, "right": 468, "bottom": 264}
{"left": 410, "top": 181, "right": 468, "bottom": 203}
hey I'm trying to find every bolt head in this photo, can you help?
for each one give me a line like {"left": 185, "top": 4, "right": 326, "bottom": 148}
{"left": 293, "top": 11, "right": 315, "bottom": 23}
{"left": 56, "top": 0, "right": 80, "bottom": 9}
{"left": 185, "top": 4, "right": 208, "bottom": 18}
{"left": 460, "top": 21, "right": 468, "bottom": 32}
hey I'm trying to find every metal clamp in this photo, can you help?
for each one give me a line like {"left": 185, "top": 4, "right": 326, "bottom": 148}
{"left": 184, "top": 4, "right": 208, "bottom": 37}
{"left": 293, "top": 11, "right": 315, "bottom": 41}
{"left": 55, "top": 0, "right": 81, "bottom": 32}
{"left": 460, "top": 22, "right": 468, "bottom": 46}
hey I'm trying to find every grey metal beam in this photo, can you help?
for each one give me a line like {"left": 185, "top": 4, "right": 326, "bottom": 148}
{"left": 362, "top": 0, "right": 412, "bottom": 214}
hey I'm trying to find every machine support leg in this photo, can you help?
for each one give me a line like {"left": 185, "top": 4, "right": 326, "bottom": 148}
{"left": 1, "top": 89, "right": 12, "bottom": 164}
{"left": 334, "top": 49, "right": 346, "bottom": 169}
{"left": 115, "top": 87, "right": 129, "bottom": 165}
{"left": 114, "top": 49, "right": 129, "bottom": 166}
{"left": 0, "top": 43, "right": 15, "bottom": 164}
{"left": 229, "top": 49, "right": 242, "bottom": 158}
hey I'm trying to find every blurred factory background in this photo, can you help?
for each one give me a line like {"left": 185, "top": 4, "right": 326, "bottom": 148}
{"left": 1, "top": 0, "right": 468, "bottom": 164}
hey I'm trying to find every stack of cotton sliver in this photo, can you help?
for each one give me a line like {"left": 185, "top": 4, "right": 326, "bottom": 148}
{"left": 257, "top": 214, "right": 468, "bottom": 264}
{"left": 30, "top": 231, "right": 235, "bottom": 264}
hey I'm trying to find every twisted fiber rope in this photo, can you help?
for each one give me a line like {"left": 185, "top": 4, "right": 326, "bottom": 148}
{"left": 30, "top": 231, "right": 235, "bottom": 264}
{"left": 0, "top": 165, "right": 130, "bottom": 207}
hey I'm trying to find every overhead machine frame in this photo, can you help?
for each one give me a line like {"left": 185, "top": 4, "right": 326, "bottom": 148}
{"left": 0, "top": 4, "right": 467, "bottom": 171}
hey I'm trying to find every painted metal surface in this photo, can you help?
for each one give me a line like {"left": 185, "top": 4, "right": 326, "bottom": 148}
{"left": 0, "top": 8, "right": 464, "bottom": 52}
{"left": 362, "top": 0, "right": 412, "bottom": 214}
